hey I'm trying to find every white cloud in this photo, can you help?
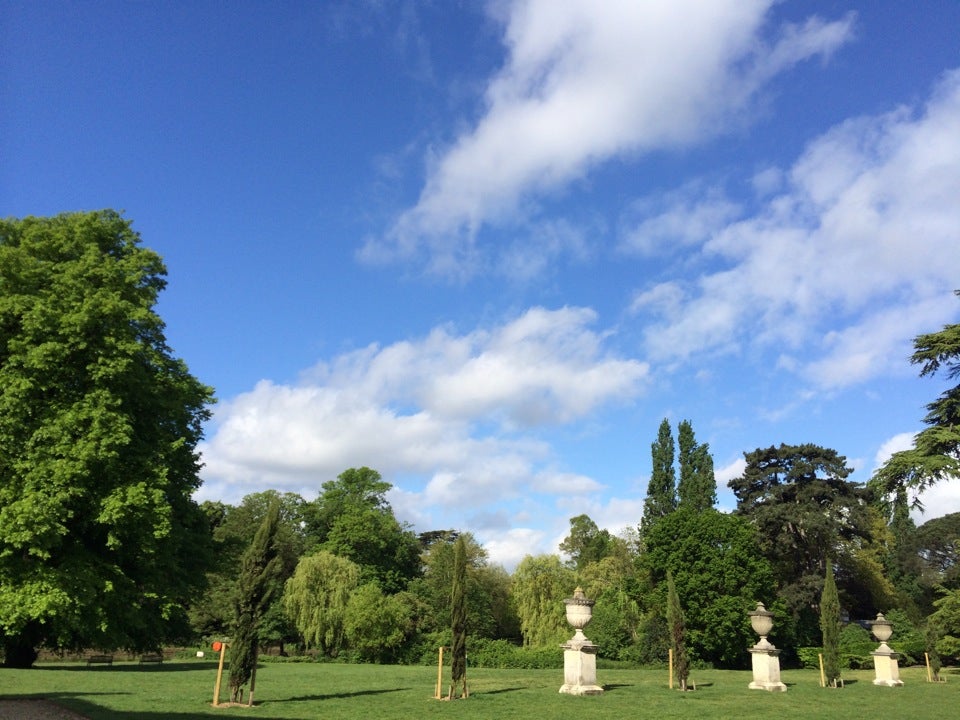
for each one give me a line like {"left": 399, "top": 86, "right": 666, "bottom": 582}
{"left": 198, "top": 307, "right": 647, "bottom": 557}
{"left": 632, "top": 69, "right": 960, "bottom": 389}
{"left": 364, "top": 0, "right": 853, "bottom": 275}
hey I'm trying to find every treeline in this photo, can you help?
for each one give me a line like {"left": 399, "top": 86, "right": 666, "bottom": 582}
{"left": 187, "top": 428, "right": 960, "bottom": 670}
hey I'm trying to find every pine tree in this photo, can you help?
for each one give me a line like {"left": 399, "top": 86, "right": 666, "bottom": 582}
{"left": 449, "top": 535, "right": 468, "bottom": 699}
{"left": 229, "top": 501, "right": 282, "bottom": 704}
{"left": 820, "top": 559, "right": 841, "bottom": 687}
{"left": 666, "top": 570, "right": 689, "bottom": 690}
{"left": 643, "top": 419, "right": 677, "bottom": 532}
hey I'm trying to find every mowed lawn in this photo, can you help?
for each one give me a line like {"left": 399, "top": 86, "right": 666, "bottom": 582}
{"left": 1, "top": 661, "right": 957, "bottom": 720}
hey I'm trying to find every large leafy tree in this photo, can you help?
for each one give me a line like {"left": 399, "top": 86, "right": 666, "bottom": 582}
{"left": 0, "top": 212, "right": 214, "bottom": 667}
{"left": 642, "top": 507, "right": 777, "bottom": 668}
{"left": 283, "top": 551, "right": 360, "bottom": 658}
{"left": 872, "top": 293, "right": 960, "bottom": 502}
{"left": 304, "top": 467, "right": 420, "bottom": 593}
{"left": 559, "top": 514, "right": 614, "bottom": 570}
{"left": 730, "top": 444, "right": 874, "bottom": 639}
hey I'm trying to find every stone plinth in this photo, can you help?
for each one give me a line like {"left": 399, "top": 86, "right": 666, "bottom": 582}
{"left": 872, "top": 644, "right": 903, "bottom": 687}
{"left": 748, "top": 639, "right": 786, "bottom": 692}
{"left": 559, "top": 635, "right": 603, "bottom": 696}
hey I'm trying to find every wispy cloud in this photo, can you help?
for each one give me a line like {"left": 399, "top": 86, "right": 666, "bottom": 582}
{"left": 198, "top": 306, "right": 648, "bottom": 563}
{"left": 631, "top": 69, "right": 960, "bottom": 388}
{"left": 363, "top": 0, "right": 853, "bottom": 276}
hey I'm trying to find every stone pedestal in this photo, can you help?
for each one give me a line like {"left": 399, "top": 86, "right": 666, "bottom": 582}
{"left": 872, "top": 644, "right": 903, "bottom": 687}
{"left": 559, "top": 632, "right": 603, "bottom": 696}
{"left": 748, "top": 639, "right": 786, "bottom": 692}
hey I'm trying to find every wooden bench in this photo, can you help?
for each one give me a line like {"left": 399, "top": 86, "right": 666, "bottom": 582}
{"left": 86, "top": 654, "right": 113, "bottom": 666}
{"left": 139, "top": 653, "right": 163, "bottom": 665}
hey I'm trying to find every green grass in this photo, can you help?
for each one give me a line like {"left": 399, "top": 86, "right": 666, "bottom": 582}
{"left": 1, "top": 660, "right": 957, "bottom": 720}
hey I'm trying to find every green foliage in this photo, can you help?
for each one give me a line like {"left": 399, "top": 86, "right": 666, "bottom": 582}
{"left": 929, "top": 586, "right": 960, "bottom": 663}
{"left": 466, "top": 637, "right": 563, "bottom": 668}
{"left": 578, "top": 553, "right": 642, "bottom": 660}
{"left": 677, "top": 420, "right": 716, "bottom": 512}
{"left": 730, "top": 443, "right": 874, "bottom": 636}
{"left": 559, "top": 514, "right": 614, "bottom": 569}
{"left": 344, "top": 584, "right": 412, "bottom": 663}
{"left": 304, "top": 468, "right": 420, "bottom": 593}
{"left": 642, "top": 419, "right": 677, "bottom": 531}
{"left": 666, "top": 570, "right": 689, "bottom": 690}
{"left": 820, "top": 560, "right": 841, "bottom": 685}
{"left": 872, "top": 293, "right": 960, "bottom": 502}
{"left": 511, "top": 555, "right": 575, "bottom": 648}
{"left": 283, "top": 551, "right": 360, "bottom": 657}
{"left": 642, "top": 508, "right": 777, "bottom": 668}
{"left": 229, "top": 501, "right": 283, "bottom": 702}
{"left": 0, "top": 211, "right": 214, "bottom": 666}
{"left": 407, "top": 531, "right": 517, "bottom": 641}
{"left": 450, "top": 535, "right": 468, "bottom": 696}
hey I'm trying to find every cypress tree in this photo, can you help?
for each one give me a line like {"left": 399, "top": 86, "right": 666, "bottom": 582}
{"left": 449, "top": 535, "right": 468, "bottom": 699}
{"left": 819, "top": 559, "right": 842, "bottom": 687}
{"left": 229, "top": 501, "right": 282, "bottom": 704}
{"left": 666, "top": 570, "right": 689, "bottom": 690}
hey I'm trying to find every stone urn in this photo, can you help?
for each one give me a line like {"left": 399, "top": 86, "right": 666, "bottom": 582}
{"left": 564, "top": 587, "right": 594, "bottom": 649}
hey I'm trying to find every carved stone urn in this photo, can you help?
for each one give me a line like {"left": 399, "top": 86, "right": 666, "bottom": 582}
{"left": 747, "top": 602, "right": 786, "bottom": 692}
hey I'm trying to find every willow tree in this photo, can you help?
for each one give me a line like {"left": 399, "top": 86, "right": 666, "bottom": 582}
{"left": 449, "top": 535, "right": 468, "bottom": 699}
{"left": 820, "top": 560, "right": 841, "bottom": 688}
{"left": 283, "top": 551, "right": 360, "bottom": 657}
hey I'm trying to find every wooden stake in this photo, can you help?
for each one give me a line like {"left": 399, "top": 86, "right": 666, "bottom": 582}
{"left": 435, "top": 647, "right": 444, "bottom": 699}
{"left": 669, "top": 647, "right": 674, "bottom": 689}
{"left": 818, "top": 653, "right": 826, "bottom": 688}
{"left": 213, "top": 642, "right": 227, "bottom": 706}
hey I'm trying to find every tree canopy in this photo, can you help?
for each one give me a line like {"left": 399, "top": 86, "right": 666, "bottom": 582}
{"left": 730, "top": 443, "right": 874, "bottom": 642}
{"left": 872, "top": 292, "right": 960, "bottom": 504}
{"left": 304, "top": 467, "right": 420, "bottom": 593}
{"left": 642, "top": 419, "right": 677, "bottom": 530}
{"left": 0, "top": 211, "right": 214, "bottom": 667}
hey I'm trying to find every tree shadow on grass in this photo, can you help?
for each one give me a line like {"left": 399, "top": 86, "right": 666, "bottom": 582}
{"left": 4, "top": 695, "right": 320, "bottom": 720}
{"left": 477, "top": 686, "right": 525, "bottom": 695}
{"left": 37, "top": 662, "right": 220, "bottom": 673}
{"left": 272, "top": 687, "right": 409, "bottom": 703}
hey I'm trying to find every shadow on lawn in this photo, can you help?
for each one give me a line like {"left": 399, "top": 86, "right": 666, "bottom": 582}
{"left": 273, "top": 687, "right": 409, "bottom": 703}
{"left": 38, "top": 662, "right": 220, "bottom": 673}
{"left": 10, "top": 695, "right": 320, "bottom": 720}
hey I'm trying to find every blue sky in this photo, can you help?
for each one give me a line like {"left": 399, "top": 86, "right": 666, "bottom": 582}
{"left": 4, "top": 1, "right": 960, "bottom": 569}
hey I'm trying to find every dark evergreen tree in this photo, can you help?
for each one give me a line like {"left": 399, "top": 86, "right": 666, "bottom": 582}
{"left": 449, "top": 535, "right": 468, "bottom": 699}
{"left": 819, "top": 560, "right": 841, "bottom": 687}
{"left": 666, "top": 570, "right": 689, "bottom": 690}
{"left": 229, "top": 501, "right": 282, "bottom": 705}
{"left": 642, "top": 419, "right": 677, "bottom": 532}
{"left": 730, "top": 443, "right": 872, "bottom": 642}
{"left": 677, "top": 420, "right": 717, "bottom": 512}
{"left": 872, "top": 291, "right": 960, "bottom": 502}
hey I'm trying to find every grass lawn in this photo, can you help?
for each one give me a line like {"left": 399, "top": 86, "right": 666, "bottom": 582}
{"left": 1, "top": 660, "right": 957, "bottom": 720}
